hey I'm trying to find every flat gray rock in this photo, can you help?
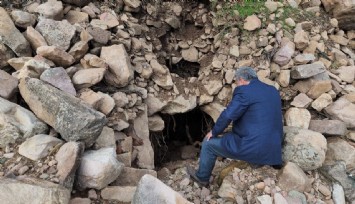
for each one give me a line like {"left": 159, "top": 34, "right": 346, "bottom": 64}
{"left": 40, "top": 67, "right": 76, "bottom": 96}
{"left": 309, "top": 120, "right": 347, "bottom": 136}
{"left": 291, "top": 63, "right": 326, "bottom": 79}
{"left": 19, "top": 78, "right": 106, "bottom": 146}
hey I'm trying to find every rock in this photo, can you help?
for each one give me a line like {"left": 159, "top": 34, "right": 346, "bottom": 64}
{"left": 0, "top": 69, "right": 18, "bottom": 99}
{"left": 62, "top": 0, "right": 90, "bottom": 6}
{"left": 101, "top": 44, "right": 134, "bottom": 88}
{"left": 68, "top": 41, "right": 89, "bottom": 61}
{"left": 287, "top": 191, "right": 307, "bottom": 204}
{"left": 0, "top": 42, "right": 15, "bottom": 68}
{"left": 294, "top": 54, "right": 316, "bottom": 64}
{"left": 19, "top": 134, "right": 63, "bottom": 160}
{"left": 96, "top": 92, "right": 115, "bottom": 115}
{"left": 332, "top": 183, "right": 345, "bottom": 204}
{"left": 318, "top": 184, "right": 331, "bottom": 197}
{"left": 0, "top": 7, "right": 31, "bottom": 57}
{"left": 311, "top": 93, "right": 332, "bottom": 111}
{"left": 283, "top": 126, "right": 327, "bottom": 170}
{"left": 330, "top": 35, "right": 349, "bottom": 46}
{"left": 204, "top": 80, "right": 223, "bottom": 95}
{"left": 181, "top": 47, "right": 199, "bottom": 62}
{"left": 284, "top": 108, "right": 311, "bottom": 129}
{"left": 265, "top": 0, "right": 278, "bottom": 12}
{"left": 257, "top": 195, "right": 272, "bottom": 204}
{"left": 25, "top": 26, "right": 48, "bottom": 50}
{"left": 36, "top": 0, "right": 63, "bottom": 20}
{"left": 229, "top": 45, "right": 239, "bottom": 57}
{"left": 165, "top": 16, "right": 180, "bottom": 29}
{"left": 273, "top": 41, "right": 295, "bottom": 66}
{"left": 277, "top": 70, "right": 290, "bottom": 87}
{"left": 162, "top": 95, "right": 197, "bottom": 114}
{"left": 56, "top": 142, "right": 84, "bottom": 189}
{"left": 101, "top": 186, "right": 137, "bottom": 202}
{"left": 66, "top": 10, "right": 89, "bottom": 24}
{"left": 35, "top": 18, "right": 75, "bottom": 51}
{"left": 37, "top": 46, "right": 74, "bottom": 67}
{"left": 146, "top": 94, "right": 168, "bottom": 116}
{"left": 79, "top": 89, "right": 104, "bottom": 109}
{"left": 290, "top": 93, "right": 312, "bottom": 108}
{"left": 243, "top": 15, "right": 261, "bottom": 31}
{"left": 113, "top": 92, "right": 129, "bottom": 108}
{"left": 94, "top": 126, "right": 115, "bottom": 149}
{"left": 19, "top": 78, "right": 107, "bottom": 146}
{"left": 11, "top": 10, "right": 36, "bottom": 28}
{"left": 218, "top": 174, "right": 239, "bottom": 200}
{"left": 291, "top": 63, "right": 326, "bottom": 79}
{"left": 132, "top": 174, "right": 193, "bottom": 204}
{"left": 72, "top": 68, "right": 106, "bottom": 89}
{"left": 324, "top": 137, "right": 355, "bottom": 170}
{"left": 201, "top": 102, "right": 225, "bottom": 122}
{"left": 0, "top": 177, "right": 70, "bottom": 204}
{"left": 274, "top": 193, "right": 288, "bottom": 204}
{"left": 294, "top": 30, "right": 309, "bottom": 50}
{"left": 148, "top": 115, "right": 165, "bottom": 131}
{"left": 40, "top": 67, "right": 76, "bottom": 96}
{"left": 100, "top": 12, "right": 119, "bottom": 28}
{"left": 87, "top": 27, "right": 111, "bottom": 44}
{"left": 285, "top": 18, "right": 296, "bottom": 27}
{"left": 307, "top": 80, "right": 332, "bottom": 99}
{"left": 77, "top": 148, "right": 124, "bottom": 190}
{"left": 277, "top": 162, "right": 312, "bottom": 192}
{"left": 309, "top": 120, "right": 347, "bottom": 136}
{"left": 336, "top": 66, "right": 355, "bottom": 83}
{"left": 116, "top": 152, "right": 131, "bottom": 167}
{"left": 13, "top": 57, "right": 51, "bottom": 79}
{"left": 123, "top": 0, "right": 141, "bottom": 8}
{"left": 114, "top": 167, "right": 157, "bottom": 186}
{"left": 0, "top": 97, "right": 48, "bottom": 148}
{"left": 133, "top": 107, "right": 154, "bottom": 169}
{"left": 325, "top": 98, "right": 355, "bottom": 128}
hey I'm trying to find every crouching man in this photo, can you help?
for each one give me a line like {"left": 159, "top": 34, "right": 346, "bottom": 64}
{"left": 187, "top": 66, "right": 283, "bottom": 186}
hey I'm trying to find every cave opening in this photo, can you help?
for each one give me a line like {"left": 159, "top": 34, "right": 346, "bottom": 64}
{"left": 166, "top": 59, "right": 200, "bottom": 78}
{"left": 151, "top": 108, "right": 214, "bottom": 167}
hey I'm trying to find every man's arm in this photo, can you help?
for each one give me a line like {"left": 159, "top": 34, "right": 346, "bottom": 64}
{"left": 210, "top": 87, "right": 249, "bottom": 138}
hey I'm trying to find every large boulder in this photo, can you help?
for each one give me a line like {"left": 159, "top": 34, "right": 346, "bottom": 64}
{"left": 282, "top": 126, "right": 327, "bottom": 171}
{"left": 0, "top": 7, "right": 31, "bottom": 57}
{"left": 19, "top": 78, "right": 107, "bottom": 146}
{"left": 0, "top": 177, "right": 70, "bottom": 204}
{"left": 132, "top": 174, "right": 193, "bottom": 204}
{"left": 76, "top": 148, "right": 124, "bottom": 190}
{"left": 325, "top": 98, "right": 355, "bottom": 128}
{"left": 161, "top": 95, "right": 197, "bottom": 114}
{"left": 0, "top": 97, "right": 48, "bottom": 148}
{"left": 100, "top": 44, "right": 134, "bottom": 87}
{"left": 35, "top": 18, "right": 75, "bottom": 51}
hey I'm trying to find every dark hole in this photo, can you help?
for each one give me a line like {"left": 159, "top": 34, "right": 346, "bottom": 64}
{"left": 166, "top": 59, "right": 200, "bottom": 78}
{"left": 151, "top": 108, "right": 214, "bottom": 167}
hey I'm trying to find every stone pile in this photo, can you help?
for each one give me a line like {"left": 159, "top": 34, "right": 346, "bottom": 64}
{"left": 0, "top": 0, "right": 354, "bottom": 203}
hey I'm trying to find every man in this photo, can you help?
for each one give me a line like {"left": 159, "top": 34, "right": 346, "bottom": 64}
{"left": 187, "top": 66, "right": 283, "bottom": 187}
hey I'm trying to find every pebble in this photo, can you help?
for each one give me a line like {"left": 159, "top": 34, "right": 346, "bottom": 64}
{"left": 3, "top": 153, "right": 15, "bottom": 159}
{"left": 39, "top": 173, "right": 49, "bottom": 179}
{"left": 256, "top": 182, "right": 265, "bottom": 190}
{"left": 48, "top": 160, "right": 57, "bottom": 166}
{"left": 18, "top": 166, "right": 29, "bottom": 175}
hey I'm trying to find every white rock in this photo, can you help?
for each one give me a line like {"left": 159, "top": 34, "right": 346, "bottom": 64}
{"left": 284, "top": 107, "right": 311, "bottom": 129}
{"left": 76, "top": 148, "right": 124, "bottom": 190}
{"left": 182, "top": 47, "right": 199, "bottom": 62}
{"left": 257, "top": 195, "right": 272, "bottom": 204}
{"left": 101, "top": 186, "right": 137, "bottom": 203}
{"left": 94, "top": 126, "right": 115, "bottom": 149}
{"left": 19, "top": 134, "right": 63, "bottom": 161}
{"left": 332, "top": 183, "right": 345, "bottom": 204}
{"left": 311, "top": 93, "right": 332, "bottom": 111}
{"left": 244, "top": 15, "right": 261, "bottom": 31}
{"left": 277, "top": 162, "right": 311, "bottom": 192}
{"left": 132, "top": 175, "right": 193, "bottom": 204}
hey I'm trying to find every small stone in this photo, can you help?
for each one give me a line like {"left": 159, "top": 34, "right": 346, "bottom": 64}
{"left": 230, "top": 45, "right": 239, "bottom": 57}
{"left": 285, "top": 18, "right": 296, "bottom": 27}
{"left": 40, "top": 67, "right": 76, "bottom": 96}
{"left": 256, "top": 182, "right": 265, "bottom": 190}
{"left": 0, "top": 70, "right": 18, "bottom": 99}
{"left": 11, "top": 10, "right": 36, "bottom": 28}
{"left": 265, "top": 1, "right": 278, "bottom": 12}
{"left": 330, "top": 18, "right": 338, "bottom": 28}
{"left": 284, "top": 108, "right": 311, "bottom": 129}
{"left": 277, "top": 162, "right": 311, "bottom": 192}
{"left": 181, "top": 47, "right": 199, "bottom": 62}
{"left": 309, "top": 120, "right": 347, "bottom": 136}
{"left": 72, "top": 68, "right": 106, "bottom": 89}
{"left": 257, "top": 195, "right": 272, "bottom": 204}
{"left": 101, "top": 186, "right": 136, "bottom": 203}
{"left": 100, "top": 12, "right": 119, "bottom": 28}
{"left": 25, "top": 27, "right": 48, "bottom": 51}
{"left": 36, "top": 0, "right": 63, "bottom": 20}
{"left": 318, "top": 184, "right": 331, "bottom": 197}
{"left": 244, "top": 15, "right": 261, "bottom": 31}
{"left": 18, "top": 166, "right": 29, "bottom": 175}
{"left": 311, "top": 93, "right": 332, "bottom": 111}
{"left": 36, "top": 46, "right": 75, "bottom": 67}
{"left": 294, "top": 30, "right": 309, "bottom": 50}
{"left": 291, "top": 93, "right": 312, "bottom": 108}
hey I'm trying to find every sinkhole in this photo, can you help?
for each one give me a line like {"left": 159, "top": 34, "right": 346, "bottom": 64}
{"left": 151, "top": 108, "right": 214, "bottom": 167}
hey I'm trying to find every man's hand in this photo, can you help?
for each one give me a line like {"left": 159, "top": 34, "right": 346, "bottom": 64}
{"left": 205, "top": 131, "right": 213, "bottom": 141}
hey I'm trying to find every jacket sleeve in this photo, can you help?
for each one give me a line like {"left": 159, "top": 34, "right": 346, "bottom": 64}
{"left": 211, "top": 87, "right": 249, "bottom": 137}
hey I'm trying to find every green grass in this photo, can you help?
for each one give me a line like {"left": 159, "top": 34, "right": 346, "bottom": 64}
{"left": 215, "top": 0, "right": 267, "bottom": 19}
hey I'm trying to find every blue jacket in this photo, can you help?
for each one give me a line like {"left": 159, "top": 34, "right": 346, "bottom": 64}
{"left": 212, "top": 79, "right": 283, "bottom": 165}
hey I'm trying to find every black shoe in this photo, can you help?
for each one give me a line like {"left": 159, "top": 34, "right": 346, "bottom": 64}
{"left": 186, "top": 165, "right": 209, "bottom": 187}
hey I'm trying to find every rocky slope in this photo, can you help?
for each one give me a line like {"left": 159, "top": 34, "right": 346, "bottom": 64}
{"left": 0, "top": 0, "right": 355, "bottom": 203}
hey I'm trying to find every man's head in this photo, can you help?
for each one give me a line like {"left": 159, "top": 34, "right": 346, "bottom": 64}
{"left": 234, "top": 66, "right": 257, "bottom": 86}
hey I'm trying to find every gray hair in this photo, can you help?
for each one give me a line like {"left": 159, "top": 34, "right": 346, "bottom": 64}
{"left": 235, "top": 66, "right": 258, "bottom": 81}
